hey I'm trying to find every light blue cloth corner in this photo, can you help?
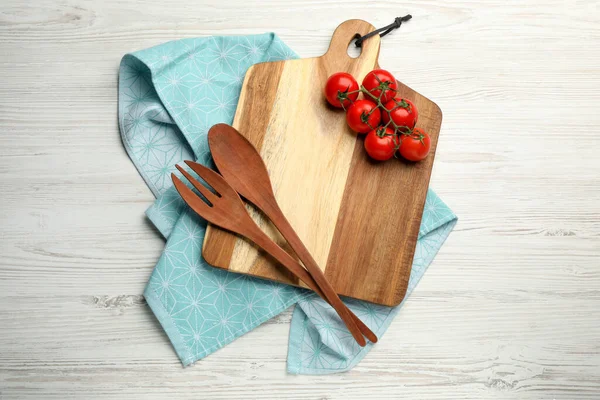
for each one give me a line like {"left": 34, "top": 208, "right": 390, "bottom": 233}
{"left": 118, "top": 33, "right": 457, "bottom": 373}
{"left": 287, "top": 196, "right": 456, "bottom": 374}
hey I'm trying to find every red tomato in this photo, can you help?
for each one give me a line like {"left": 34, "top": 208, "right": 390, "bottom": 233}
{"left": 324, "top": 72, "right": 359, "bottom": 108}
{"left": 382, "top": 98, "right": 418, "bottom": 130}
{"left": 346, "top": 100, "right": 381, "bottom": 134}
{"left": 362, "top": 69, "right": 398, "bottom": 103}
{"left": 399, "top": 128, "right": 431, "bottom": 161}
{"left": 364, "top": 127, "right": 398, "bottom": 161}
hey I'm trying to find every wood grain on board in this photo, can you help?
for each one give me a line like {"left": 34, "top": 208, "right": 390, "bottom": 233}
{"left": 202, "top": 19, "right": 442, "bottom": 306}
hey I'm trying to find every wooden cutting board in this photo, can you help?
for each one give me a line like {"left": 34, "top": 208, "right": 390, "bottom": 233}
{"left": 202, "top": 19, "right": 442, "bottom": 306}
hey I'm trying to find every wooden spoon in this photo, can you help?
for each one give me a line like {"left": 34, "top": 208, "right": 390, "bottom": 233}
{"left": 207, "top": 123, "right": 377, "bottom": 344}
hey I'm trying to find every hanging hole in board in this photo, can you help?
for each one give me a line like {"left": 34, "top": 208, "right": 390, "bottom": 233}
{"left": 347, "top": 34, "right": 362, "bottom": 58}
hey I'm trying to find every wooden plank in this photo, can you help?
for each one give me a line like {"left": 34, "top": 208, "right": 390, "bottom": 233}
{"left": 1, "top": 295, "right": 600, "bottom": 399}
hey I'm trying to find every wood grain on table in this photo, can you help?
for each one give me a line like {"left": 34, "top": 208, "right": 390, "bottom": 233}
{"left": 1, "top": 0, "right": 599, "bottom": 399}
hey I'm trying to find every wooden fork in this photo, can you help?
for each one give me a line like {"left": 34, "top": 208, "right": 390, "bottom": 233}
{"left": 171, "top": 163, "right": 369, "bottom": 347}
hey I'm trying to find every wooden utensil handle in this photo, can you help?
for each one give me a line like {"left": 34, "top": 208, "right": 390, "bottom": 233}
{"left": 245, "top": 225, "right": 367, "bottom": 347}
{"left": 262, "top": 202, "right": 378, "bottom": 343}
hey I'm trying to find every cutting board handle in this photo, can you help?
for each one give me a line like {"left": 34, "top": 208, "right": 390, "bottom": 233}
{"left": 324, "top": 19, "right": 381, "bottom": 67}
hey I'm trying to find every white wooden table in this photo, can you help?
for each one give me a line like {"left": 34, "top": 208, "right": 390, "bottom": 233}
{"left": 1, "top": 1, "right": 599, "bottom": 398}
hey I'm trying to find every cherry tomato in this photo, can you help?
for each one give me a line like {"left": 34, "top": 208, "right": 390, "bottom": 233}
{"left": 382, "top": 98, "right": 418, "bottom": 130}
{"left": 364, "top": 127, "right": 397, "bottom": 161}
{"left": 399, "top": 128, "right": 431, "bottom": 162}
{"left": 362, "top": 69, "right": 398, "bottom": 103}
{"left": 346, "top": 100, "right": 381, "bottom": 134}
{"left": 324, "top": 72, "right": 359, "bottom": 108}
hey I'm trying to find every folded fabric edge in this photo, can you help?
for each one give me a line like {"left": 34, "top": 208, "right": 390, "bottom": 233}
{"left": 118, "top": 54, "right": 163, "bottom": 199}
{"left": 144, "top": 286, "right": 196, "bottom": 366}
{"left": 145, "top": 202, "right": 175, "bottom": 239}
{"left": 287, "top": 216, "right": 458, "bottom": 375}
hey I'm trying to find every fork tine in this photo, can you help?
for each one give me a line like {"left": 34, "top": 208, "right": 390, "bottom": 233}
{"left": 175, "top": 164, "right": 219, "bottom": 204}
{"left": 185, "top": 161, "right": 230, "bottom": 196}
{"left": 171, "top": 174, "right": 213, "bottom": 217}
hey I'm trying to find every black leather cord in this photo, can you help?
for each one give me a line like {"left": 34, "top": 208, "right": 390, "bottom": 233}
{"left": 355, "top": 15, "right": 412, "bottom": 48}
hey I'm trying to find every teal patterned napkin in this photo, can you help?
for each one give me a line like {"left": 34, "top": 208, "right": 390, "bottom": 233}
{"left": 118, "top": 33, "right": 457, "bottom": 374}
